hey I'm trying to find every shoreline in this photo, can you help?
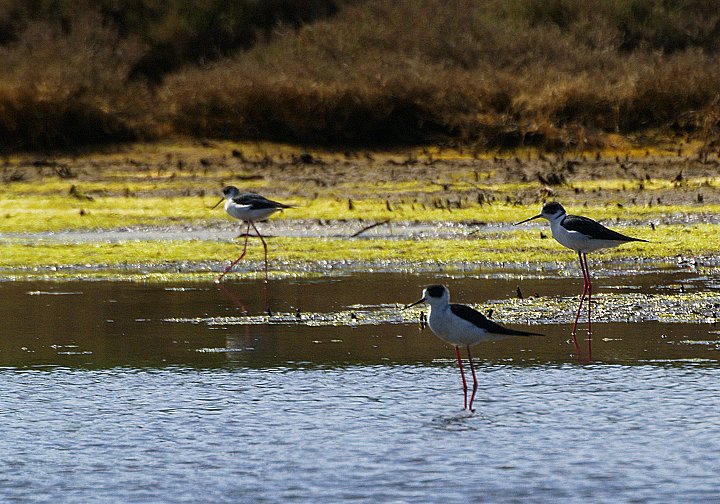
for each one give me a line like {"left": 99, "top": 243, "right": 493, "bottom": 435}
{"left": 0, "top": 141, "right": 718, "bottom": 282}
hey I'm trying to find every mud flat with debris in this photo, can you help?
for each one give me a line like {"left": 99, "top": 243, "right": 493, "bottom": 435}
{"left": 0, "top": 140, "right": 718, "bottom": 281}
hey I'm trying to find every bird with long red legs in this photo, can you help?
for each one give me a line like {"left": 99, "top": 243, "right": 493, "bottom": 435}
{"left": 212, "top": 186, "right": 293, "bottom": 284}
{"left": 405, "top": 285, "right": 543, "bottom": 412}
{"left": 516, "top": 202, "right": 648, "bottom": 360}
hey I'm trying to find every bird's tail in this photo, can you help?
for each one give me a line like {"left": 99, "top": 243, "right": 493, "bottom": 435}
{"left": 505, "top": 328, "right": 545, "bottom": 337}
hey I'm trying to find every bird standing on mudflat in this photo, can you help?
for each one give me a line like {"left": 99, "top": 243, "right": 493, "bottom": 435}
{"left": 516, "top": 202, "right": 648, "bottom": 359}
{"left": 212, "top": 186, "right": 293, "bottom": 283}
{"left": 405, "top": 285, "right": 543, "bottom": 412}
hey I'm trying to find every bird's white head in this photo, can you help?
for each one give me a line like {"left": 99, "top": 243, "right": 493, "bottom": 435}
{"left": 404, "top": 284, "right": 450, "bottom": 309}
{"left": 515, "top": 201, "right": 566, "bottom": 225}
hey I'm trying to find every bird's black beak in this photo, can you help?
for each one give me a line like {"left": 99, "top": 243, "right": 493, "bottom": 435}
{"left": 210, "top": 197, "right": 224, "bottom": 209}
{"left": 403, "top": 298, "right": 425, "bottom": 310}
{"left": 514, "top": 214, "right": 542, "bottom": 225}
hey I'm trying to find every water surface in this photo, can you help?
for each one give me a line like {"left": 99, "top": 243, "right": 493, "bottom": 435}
{"left": 1, "top": 272, "right": 719, "bottom": 502}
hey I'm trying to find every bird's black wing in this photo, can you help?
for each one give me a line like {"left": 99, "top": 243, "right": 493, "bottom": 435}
{"left": 450, "top": 304, "right": 543, "bottom": 336}
{"left": 233, "top": 193, "right": 293, "bottom": 209}
{"left": 562, "top": 215, "right": 647, "bottom": 242}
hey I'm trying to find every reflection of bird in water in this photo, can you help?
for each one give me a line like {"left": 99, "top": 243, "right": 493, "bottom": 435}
{"left": 405, "top": 285, "right": 542, "bottom": 412}
{"left": 516, "top": 202, "right": 647, "bottom": 360}
{"left": 216, "top": 283, "right": 249, "bottom": 314}
{"left": 216, "top": 283, "right": 254, "bottom": 358}
{"left": 212, "top": 186, "right": 293, "bottom": 284}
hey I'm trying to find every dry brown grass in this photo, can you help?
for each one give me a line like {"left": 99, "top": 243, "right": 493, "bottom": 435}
{"left": 0, "top": 10, "right": 150, "bottom": 150}
{"left": 2, "top": 0, "right": 720, "bottom": 151}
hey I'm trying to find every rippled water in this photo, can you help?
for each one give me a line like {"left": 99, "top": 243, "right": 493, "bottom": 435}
{"left": 1, "top": 272, "right": 719, "bottom": 502}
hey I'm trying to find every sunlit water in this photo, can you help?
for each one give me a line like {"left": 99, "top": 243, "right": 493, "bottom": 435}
{"left": 1, "top": 272, "right": 719, "bottom": 502}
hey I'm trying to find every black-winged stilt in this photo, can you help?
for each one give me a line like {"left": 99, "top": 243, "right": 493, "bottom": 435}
{"left": 516, "top": 202, "right": 647, "bottom": 359}
{"left": 213, "top": 186, "right": 293, "bottom": 283}
{"left": 405, "top": 285, "right": 543, "bottom": 412}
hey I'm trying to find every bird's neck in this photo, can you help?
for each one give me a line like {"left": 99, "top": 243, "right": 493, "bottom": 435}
{"left": 548, "top": 215, "right": 566, "bottom": 234}
{"left": 427, "top": 303, "right": 449, "bottom": 321}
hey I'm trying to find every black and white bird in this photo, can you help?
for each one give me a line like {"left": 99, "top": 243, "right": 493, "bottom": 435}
{"left": 515, "top": 202, "right": 648, "bottom": 359}
{"left": 405, "top": 285, "right": 543, "bottom": 412}
{"left": 212, "top": 186, "right": 293, "bottom": 283}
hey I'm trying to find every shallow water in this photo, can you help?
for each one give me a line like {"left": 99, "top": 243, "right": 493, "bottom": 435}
{"left": 1, "top": 272, "right": 719, "bottom": 502}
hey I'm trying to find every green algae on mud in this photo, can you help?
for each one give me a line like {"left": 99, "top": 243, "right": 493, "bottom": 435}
{"left": 2, "top": 189, "right": 720, "bottom": 233}
{"left": 2, "top": 142, "right": 720, "bottom": 234}
{"left": 2, "top": 141, "right": 720, "bottom": 280}
{"left": 0, "top": 222, "right": 715, "bottom": 281}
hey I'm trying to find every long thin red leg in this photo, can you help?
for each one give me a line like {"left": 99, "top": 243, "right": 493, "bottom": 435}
{"left": 466, "top": 346, "right": 479, "bottom": 412}
{"left": 584, "top": 253, "right": 593, "bottom": 361}
{"left": 570, "top": 251, "right": 588, "bottom": 356}
{"left": 216, "top": 221, "right": 252, "bottom": 283}
{"left": 455, "top": 346, "right": 468, "bottom": 410}
{"left": 250, "top": 221, "right": 269, "bottom": 284}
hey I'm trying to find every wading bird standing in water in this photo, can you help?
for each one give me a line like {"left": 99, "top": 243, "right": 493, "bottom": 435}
{"left": 405, "top": 285, "right": 543, "bottom": 412}
{"left": 516, "top": 202, "right": 648, "bottom": 360}
{"left": 213, "top": 186, "right": 293, "bottom": 283}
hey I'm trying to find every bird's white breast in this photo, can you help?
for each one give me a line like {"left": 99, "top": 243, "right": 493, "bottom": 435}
{"left": 427, "top": 305, "right": 490, "bottom": 347}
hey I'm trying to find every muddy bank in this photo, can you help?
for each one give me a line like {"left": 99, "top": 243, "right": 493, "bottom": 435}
{"left": 1, "top": 142, "right": 718, "bottom": 282}
{"left": 168, "top": 290, "right": 720, "bottom": 328}
{"left": 4, "top": 142, "right": 720, "bottom": 208}
{"left": 1, "top": 252, "right": 716, "bottom": 285}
